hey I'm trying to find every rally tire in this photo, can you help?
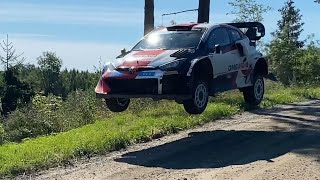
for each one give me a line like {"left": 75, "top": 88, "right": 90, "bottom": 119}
{"left": 105, "top": 98, "right": 130, "bottom": 112}
{"left": 243, "top": 75, "right": 264, "bottom": 106}
{"left": 183, "top": 81, "right": 209, "bottom": 114}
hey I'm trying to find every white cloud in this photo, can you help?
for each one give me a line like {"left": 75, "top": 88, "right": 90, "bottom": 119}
{"left": 0, "top": 2, "right": 143, "bottom": 26}
{"left": 2, "top": 35, "right": 133, "bottom": 71}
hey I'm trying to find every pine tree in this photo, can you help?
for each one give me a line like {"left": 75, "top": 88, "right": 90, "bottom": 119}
{"left": 0, "top": 35, "right": 25, "bottom": 70}
{"left": 1, "top": 68, "right": 34, "bottom": 115}
{"left": 275, "top": 0, "right": 304, "bottom": 48}
{"left": 0, "top": 35, "right": 33, "bottom": 115}
{"left": 268, "top": 0, "right": 304, "bottom": 85}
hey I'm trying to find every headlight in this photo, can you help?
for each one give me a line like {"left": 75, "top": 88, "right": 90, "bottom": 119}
{"left": 101, "top": 62, "right": 116, "bottom": 75}
{"left": 159, "top": 58, "right": 186, "bottom": 71}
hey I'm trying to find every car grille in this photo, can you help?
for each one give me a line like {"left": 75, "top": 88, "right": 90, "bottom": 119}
{"left": 116, "top": 66, "right": 156, "bottom": 73}
{"left": 162, "top": 75, "right": 188, "bottom": 94}
{"left": 106, "top": 79, "right": 158, "bottom": 94}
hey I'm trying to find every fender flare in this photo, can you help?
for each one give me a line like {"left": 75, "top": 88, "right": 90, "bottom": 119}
{"left": 186, "top": 56, "right": 212, "bottom": 77}
{"left": 253, "top": 57, "right": 268, "bottom": 76}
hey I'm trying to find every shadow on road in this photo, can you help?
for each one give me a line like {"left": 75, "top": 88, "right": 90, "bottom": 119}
{"left": 115, "top": 101, "right": 320, "bottom": 170}
{"left": 115, "top": 130, "right": 319, "bottom": 169}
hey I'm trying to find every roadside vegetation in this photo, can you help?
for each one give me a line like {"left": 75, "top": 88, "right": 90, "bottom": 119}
{"left": 0, "top": 0, "right": 320, "bottom": 177}
{"left": 0, "top": 83, "right": 320, "bottom": 176}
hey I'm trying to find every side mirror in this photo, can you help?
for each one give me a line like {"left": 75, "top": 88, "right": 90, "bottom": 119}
{"left": 116, "top": 48, "right": 128, "bottom": 59}
{"left": 121, "top": 48, "right": 127, "bottom": 55}
{"left": 215, "top": 44, "right": 221, "bottom": 54}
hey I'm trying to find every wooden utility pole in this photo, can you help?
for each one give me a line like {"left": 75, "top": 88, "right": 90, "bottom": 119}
{"left": 144, "top": 0, "right": 155, "bottom": 35}
{"left": 198, "top": 0, "right": 211, "bottom": 23}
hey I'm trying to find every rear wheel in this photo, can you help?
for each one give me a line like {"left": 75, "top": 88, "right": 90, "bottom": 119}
{"left": 243, "top": 75, "right": 264, "bottom": 106}
{"left": 183, "top": 81, "right": 209, "bottom": 114}
{"left": 105, "top": 98, "right": 130, "bottom": 112}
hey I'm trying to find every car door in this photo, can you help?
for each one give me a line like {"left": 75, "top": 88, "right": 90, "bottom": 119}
{"left": 228, "top": 28, "right": 251, "bottom": 88}
{"left": 207, "top": 27, "right": 240, "bottom": 91}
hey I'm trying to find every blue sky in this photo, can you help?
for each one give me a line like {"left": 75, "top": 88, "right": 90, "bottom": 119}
{"left": 0, "top": 0, "right": 319, "bottom": 71}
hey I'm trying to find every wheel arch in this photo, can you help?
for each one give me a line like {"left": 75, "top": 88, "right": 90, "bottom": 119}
{"left": 187, "top": 57, "right": 213, "bottom": 81}
{"left": 254, "top": 57, "right": 268, "bottom": 77}
{"left": 187, "top": 57, "right": 214, "bottom": 93}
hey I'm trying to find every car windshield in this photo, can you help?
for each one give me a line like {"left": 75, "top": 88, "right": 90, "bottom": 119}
{"left": 133, "top": 30, "right": 203, "bottom": 50}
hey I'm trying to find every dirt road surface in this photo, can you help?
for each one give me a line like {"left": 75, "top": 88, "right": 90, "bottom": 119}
{"left": 23, "top": 101, "right": 320, "bottom": 180}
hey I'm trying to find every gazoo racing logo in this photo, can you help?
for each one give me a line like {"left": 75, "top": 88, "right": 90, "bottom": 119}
{"left": 228, "top": 61, "right": 249, "bottom": 71}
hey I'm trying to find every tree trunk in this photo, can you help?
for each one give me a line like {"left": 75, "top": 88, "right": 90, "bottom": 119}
{"left": 144, "top": 0, "right": 154, "bottom": 35}
{"left": 198, "top": 0, "right": 211, "bottom": 23}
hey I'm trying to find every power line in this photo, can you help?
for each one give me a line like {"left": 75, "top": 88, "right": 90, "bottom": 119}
{"left": 161, "top": 9, "right": 198, "bottom": 26}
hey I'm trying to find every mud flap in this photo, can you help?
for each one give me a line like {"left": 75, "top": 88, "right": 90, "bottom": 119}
{"left": 264, "top": 73, "right": 278, "bottom": 82}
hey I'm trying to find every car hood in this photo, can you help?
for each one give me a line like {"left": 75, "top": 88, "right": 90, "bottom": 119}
{"left": 114, "top": 49, "right": 179, "bottom": 68}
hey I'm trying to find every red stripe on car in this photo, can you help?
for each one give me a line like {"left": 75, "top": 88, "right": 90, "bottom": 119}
{"left": 120, "top": 60, "right": 151, "bottom": 67}
{"left": 133, "top": 49, "right": 166, "bottom": 57}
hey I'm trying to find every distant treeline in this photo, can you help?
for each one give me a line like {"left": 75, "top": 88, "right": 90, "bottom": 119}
{"left": 0, "top": 52, "right": 99, "bottom": 115}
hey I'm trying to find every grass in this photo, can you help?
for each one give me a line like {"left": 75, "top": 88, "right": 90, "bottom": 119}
{"left": 0, "top": 82, "right": 320, "bottom": 177}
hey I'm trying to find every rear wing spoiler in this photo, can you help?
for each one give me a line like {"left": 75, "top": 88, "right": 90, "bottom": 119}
{"left": 227, "top": 22, "right": 265, "bottom": 41}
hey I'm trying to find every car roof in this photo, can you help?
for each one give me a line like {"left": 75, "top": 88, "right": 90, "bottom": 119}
{"left": 195, "top": 23, "right": 242, "bottom": 30}
{"left": 193, "top": 23, "right": 216, "bottom": 29}
{"left": 166, "top": 23, "right": 241, "bottom": 31}
{"left": 149, "top": 23, "right": 243, "bottom": 37}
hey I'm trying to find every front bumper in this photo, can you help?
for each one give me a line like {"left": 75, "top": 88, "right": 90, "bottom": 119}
{"left": 95, "top": 69, "right": 190, "bottom": 100}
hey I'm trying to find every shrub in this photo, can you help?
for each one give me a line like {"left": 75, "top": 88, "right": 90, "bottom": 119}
{"left": 0, "top": 123, "right": 5, "bottom": 144}
{"left": 5, "top": 105, "right": 58, "bottom": 142}
{"left": 32, "top": 94, "right": 62, "bottom": 114}
{"left": 4, "top": 91, "right": 107, "bottom": 142}
{"left": 295, "top": 39, "right": 320, "bottom": 85}
{"left": 57, "top": 90, "right": 100, "bottom": 131}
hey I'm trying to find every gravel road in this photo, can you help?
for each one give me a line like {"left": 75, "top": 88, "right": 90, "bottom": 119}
{"left": 23, "top": 100, "right": 320, "bottom": 180}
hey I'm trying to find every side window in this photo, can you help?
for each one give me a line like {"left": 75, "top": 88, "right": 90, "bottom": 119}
{"left": 229, "top": 29, "right": 242, "bottom": 42}
{"left": 207, "top": 28, "right": 231, "bottom": 48}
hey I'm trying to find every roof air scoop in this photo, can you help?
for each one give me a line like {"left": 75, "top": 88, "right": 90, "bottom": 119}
{"left": 166, "top": 23, "right": 199, "bottom": 31}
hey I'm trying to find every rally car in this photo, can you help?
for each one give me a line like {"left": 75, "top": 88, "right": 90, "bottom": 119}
{"left": 96, "top": 22, "right": 268, "bottom": 114}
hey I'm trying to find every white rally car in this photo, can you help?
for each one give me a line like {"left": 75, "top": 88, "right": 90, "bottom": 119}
{"left": 96, "top": 22, "right": 269, "bottom": 114}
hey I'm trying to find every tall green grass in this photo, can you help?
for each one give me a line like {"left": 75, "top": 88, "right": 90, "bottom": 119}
{"left": 0, "top": 83, "right": 319, "bottom": 177}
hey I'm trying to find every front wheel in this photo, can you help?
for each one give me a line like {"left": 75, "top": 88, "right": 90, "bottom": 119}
{"left": 105, "top": 98, "right": 130, "bottom": 112}
{"left": 243, "top": 75, "right": 264, "bottom": 106}
{"left": 183, "top": 81, "right": 209, "bottom": 114}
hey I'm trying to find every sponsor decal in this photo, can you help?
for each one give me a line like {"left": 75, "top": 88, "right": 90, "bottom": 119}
{"left": 228, "top": 61, "right": 249, "bottom": 71}
{"left": 139, "top": 72, "right": 156, "bottom": 77}
{"left": 242, "top": 64, "right": 253, "bottom": 84}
